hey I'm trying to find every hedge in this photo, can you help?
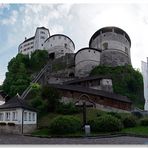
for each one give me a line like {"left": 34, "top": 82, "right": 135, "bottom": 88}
{"left": 88, "top": 115, "right": 123, "bottom": 132}
{"left": 49, "top": 115, "right": 81, "bottom": 134}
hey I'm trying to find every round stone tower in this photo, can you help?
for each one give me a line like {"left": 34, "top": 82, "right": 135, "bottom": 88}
{"left": 89, "top": 26, "right": 131, "bottom": 67}
{"left": 75, "top": 47, "right": 101, "bottom": 77}
{"left": 44, "top": 34, "right": 75, "bottom": 60}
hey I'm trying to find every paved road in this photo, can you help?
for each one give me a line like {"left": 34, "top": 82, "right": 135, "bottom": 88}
{"left": 0, "top": 135, "right": 148, "bottom": 144}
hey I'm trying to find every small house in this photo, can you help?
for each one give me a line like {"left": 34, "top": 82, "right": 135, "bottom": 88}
{"left": 0, "top": 95, "right": 37, "bottom": 134}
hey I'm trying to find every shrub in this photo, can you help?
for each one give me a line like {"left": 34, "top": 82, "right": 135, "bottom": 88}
{"left": 131, "top": 111, "right": 143, "bottom": 119}
{"left": 56, "top": 102, "right": 81, "bottom": 115}
{"left": 96, "top": 112, "right": 103, "bottom": 117}
{"left": 122, "top": 115, "right": 137, "bottom": 128}
{"left": 88, "top": 115, "right": 123, "bottom": 133}
{"left": 140, "top": 118, "right": 148, "bottom": 126}
{"left": 49, "top": 116, "right": 81, "bottom": 135}
{"left": 41, "top": 86, "right": 61, "bottom": 112}
{"left": 107, "top": 112, "right": 121, "bottom": 119}
{"left": 0, "top": 122, "right": 6, "bottom": 126}
{"left": 8, "top": 122, "right": 15, "bottom": 126}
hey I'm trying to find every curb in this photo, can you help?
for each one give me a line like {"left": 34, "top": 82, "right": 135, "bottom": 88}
{"left": 24, "top": 133, "right": 148, "bottom": 139}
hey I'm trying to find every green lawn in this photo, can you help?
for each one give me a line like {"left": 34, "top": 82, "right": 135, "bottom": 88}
{"left": 35, "top": 108, "right": 141, "bottom": 137}
{"left": 38, "top": 108, "right": 106, "bottom": 128}
{"left": 122, "top": 126, "right": 148, "bottom": 136}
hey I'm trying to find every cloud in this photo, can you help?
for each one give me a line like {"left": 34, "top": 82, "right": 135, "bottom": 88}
{"left": 0, "top": 10, "right": 18, "bottom": 25}
{"left": 1, "top": 3, "right": 148, "bottom": 85}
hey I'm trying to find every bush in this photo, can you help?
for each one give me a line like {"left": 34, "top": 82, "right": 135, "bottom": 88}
{"left": 8, "top": 122, "right": 15, "bottom": 126}
{"left": 41, "top": 86, "right": 61, "bottom": 112}
{"left": 0, "top": 122, "right": 6, "bottom": 126}
{"left": 96, "top": 112, "right": 103, "bottom": 117}
{"left": 131, "top": 111, "right": 143, "bottom": 119}
{"left": 140, "top": 118, "right": 148, "bottom": 126}
{"left": 56, "top": 102, "right": 81, "bottom": 115}
{"left": 49, "top": 116, "right": 81, "bottom": 134}
{"left": 122, "top": 115, "right": 137, "bottom": 128}
{"left": 107, "top": 112, "right": 121, "bottom": 119}
{"left": 88, "top": 115, "right": 123, "bottom": 133}
{"left": 30, "top": 96, "right": 48, "bottom": 114}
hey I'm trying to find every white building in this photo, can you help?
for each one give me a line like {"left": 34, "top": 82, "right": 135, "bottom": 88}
{"left": 18, "top": 27, "right": 50, "bottom": 57}
{"left": 0, "top": 95, "right": 37, "bottom": 134}
{"left": 141, "top": 58, "right": 148, "bottom": 110}
{"left": 18, "top": 27, "right": 75, "bottom": 59}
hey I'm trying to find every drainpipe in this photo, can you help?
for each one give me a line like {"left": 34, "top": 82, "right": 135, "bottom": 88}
{"left": 21, "top": 109, "right": 24, "bottom": 135}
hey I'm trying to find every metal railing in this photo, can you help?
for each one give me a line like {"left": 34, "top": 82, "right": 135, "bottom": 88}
{"left": 21, "top": 62, "right": 52, "bottom": 99}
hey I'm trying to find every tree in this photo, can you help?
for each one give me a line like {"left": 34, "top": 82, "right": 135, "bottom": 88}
{"left": 41, "top": 86, "right": 61, "bottom": 112}
{"left": 2, "top": 50, "right": 49, "bottom": 97}
{"left": 3, "top": 54, "right": 30, "bottom": 97}
{"left": 30, "top": 50, "right": 49, "bottom": 72}
{"left": 90, "top": 65, "right": 145, "bottom": 109}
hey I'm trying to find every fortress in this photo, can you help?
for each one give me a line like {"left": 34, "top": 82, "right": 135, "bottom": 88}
{"left": 19, "top": 26, "right": 132, "bottom": 112}
{"left": 18, "top": 26, "right": 131, "bottom": 78}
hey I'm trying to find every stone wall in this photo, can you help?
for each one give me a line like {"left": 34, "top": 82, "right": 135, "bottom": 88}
{"left": 23, "top": 124, "right": 37, "bottom": 134}
{"left": 58, "top": 89, "right": 132, "bottom": 111}
{"left": 100, "top": 50, "right": 131, "bottom": 67}
{"left": 75, "top": 48, "right": 101, "bottom": 77}
{"left": 0, "top": 124, "right": 22, "bottom": 134}
{"left": 0, "top": 124, "right": 37, "bottom": 135}
{"left": 90, "top": 32, "right": 130, "bottom": 52}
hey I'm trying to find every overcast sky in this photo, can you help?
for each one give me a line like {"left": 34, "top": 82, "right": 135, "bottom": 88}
{"left": 0, "top": 2, "right": 148, "bottom": 84}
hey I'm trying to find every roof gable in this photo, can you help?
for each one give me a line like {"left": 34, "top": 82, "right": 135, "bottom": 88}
{"left": 0, "top": 95, "right": 36, "bottom": 112}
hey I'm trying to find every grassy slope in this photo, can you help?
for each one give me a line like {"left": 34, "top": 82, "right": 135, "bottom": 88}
{"left": 122, "top": 126, "right": 148, "bottom": 136}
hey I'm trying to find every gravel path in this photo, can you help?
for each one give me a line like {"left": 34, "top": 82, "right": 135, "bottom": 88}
{"left": 0, "top": 135, "right": 148, "bottom": 144}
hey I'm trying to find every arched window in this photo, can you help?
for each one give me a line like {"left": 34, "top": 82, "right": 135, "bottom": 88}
{"left": 69, "top": 72, "right": 74, "bottom": 77}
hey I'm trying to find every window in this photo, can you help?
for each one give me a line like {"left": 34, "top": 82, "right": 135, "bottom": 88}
{"left": 0, "top": 113, "right": 4, "bottom": 121}
{"left": 12, "top": 112, "right": 17, "bottom": 121}
{"left": 24, "top": 112, "right": 27, "bottom": 121}
{"left": 103, "top": 42, "right": 108, "bottom": 50}
{"left": 40, "top": 36, "right": 45, "bottom": 39}
{"left": 29, "top": 112, "right": 31, "bottom": 121}
{"left": 5, "top": 112, "right": 10, "bottom": 121}
{"left": 40, "top": 31, "right": 45, "bottom": 34}
{"left": 64, "top": 43, "right": 67, "bottom": 49}
{"left": 32, "top": 113, "right": 35, "bottom": 121}
{"left": 125, "top": 47, "right": 128, "bottom": 54}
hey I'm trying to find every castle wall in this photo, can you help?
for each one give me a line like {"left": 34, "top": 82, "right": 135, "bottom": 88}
{"left": 100, "top": 50, "right": 131, "bottom": 67}
{"left": 34, "top": 27, "right": 50, "bottom": 51}
{"left": 44, "top": 35, "right": 75, "bottom": 59}
{"left": 58, "top": 89, "right": 132, "bottom": 111}
{"left": 75, "top": 48, "right": 101, "bottom": 77}
{"left": 18, "top": 38, "right": 34, "bottom": 56}
{"left": 89, "top": 27, "right": 131, "bottom": 67}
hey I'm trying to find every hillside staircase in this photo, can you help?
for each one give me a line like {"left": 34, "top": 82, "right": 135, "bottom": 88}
{"left": 21, "top": 62, "right": 52, "bottom": 99}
